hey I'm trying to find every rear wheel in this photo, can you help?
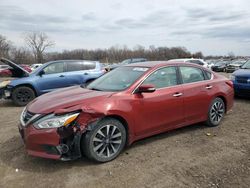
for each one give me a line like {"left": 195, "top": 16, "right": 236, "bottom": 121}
{"left": 205, "top": 98, "right": 225, "bottom": 127}
{"left": 12, "top": 86, "right": 35, "bottom": 106}
{"left": 82, "top": 118, "right": 126, "bottom": 162}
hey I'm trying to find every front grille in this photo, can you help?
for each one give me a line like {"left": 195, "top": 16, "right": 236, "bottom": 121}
{"left": 236, "top": 77, "right": 250, "bottom": 84}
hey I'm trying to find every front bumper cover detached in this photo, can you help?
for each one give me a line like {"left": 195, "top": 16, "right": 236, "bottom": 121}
{"left": 19, "top": 110, "right": 103, "bottom": 161}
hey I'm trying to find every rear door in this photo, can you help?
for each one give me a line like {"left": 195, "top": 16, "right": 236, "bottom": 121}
{"left": 64, "top": 61, "right": 97, "bottom": 86}
{"left": 179, "top": 66, "right": 212, "bottom": 123}
{"left": 132, "top": 66, "right": 185, "bottom": 136}
{"left": 35, "top": 61, "right": 68, "bottom": 93}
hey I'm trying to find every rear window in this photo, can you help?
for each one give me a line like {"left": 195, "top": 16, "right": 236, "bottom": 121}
{"left": 66, "top": 61, "right": 96, "bottom": 72}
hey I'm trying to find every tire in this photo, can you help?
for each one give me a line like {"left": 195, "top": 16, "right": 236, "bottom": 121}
{"left": 82, "top": 118, "right": 126, "bottom": 162}
{"left": 12, "top": 86, "right": 36, "bottom": 106}
{"left": 205, "top": 98, "right": 225, "bottom": 127}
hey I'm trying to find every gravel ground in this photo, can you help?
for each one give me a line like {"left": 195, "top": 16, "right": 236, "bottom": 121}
{"left": 0, "top": 74, "right": 250, "bottom": 188}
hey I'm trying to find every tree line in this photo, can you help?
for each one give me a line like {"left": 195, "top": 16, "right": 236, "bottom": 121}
{"left": 0, "top": 31, "right": 214, "bottom": 65}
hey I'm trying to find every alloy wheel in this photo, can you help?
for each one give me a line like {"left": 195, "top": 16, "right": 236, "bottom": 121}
{"left": 92, "top": 124, "right": 122, "bottom": 158}
{"left": 210, "top": 101, "right": 224, "bottom": 124}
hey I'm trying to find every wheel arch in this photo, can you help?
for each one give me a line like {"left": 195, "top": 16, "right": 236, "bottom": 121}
{"left": 103, "top": 115, "right": 130, "bottom": 146}
{"left": 12, "top": 84, "right": 38, "bottom": 97}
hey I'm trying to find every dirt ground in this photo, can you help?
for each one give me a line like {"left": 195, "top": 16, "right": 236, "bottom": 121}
{"left": 0, "top": 74, "right": 250, "bottom": 188}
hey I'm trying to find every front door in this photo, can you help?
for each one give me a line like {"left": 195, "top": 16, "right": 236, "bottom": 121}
{"left": 36, "top": 62, "right": 68, "bottom": 94}
{"left": 132, "top": 66, "right": 184, "bottom": 136}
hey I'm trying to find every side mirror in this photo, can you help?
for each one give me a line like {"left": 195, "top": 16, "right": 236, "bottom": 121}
{"left": 38, "top": 70, "right": 45, "bottom": 76}
{"left": 136, "top": 84, "right": 156, "bottom": 93}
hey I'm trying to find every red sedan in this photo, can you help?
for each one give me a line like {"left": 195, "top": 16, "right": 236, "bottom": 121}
{"left": 19, "top": 61, "right": 234, "bottom": 162}
{"left": 0, "top": 64, "right": 32, "bottom": 77}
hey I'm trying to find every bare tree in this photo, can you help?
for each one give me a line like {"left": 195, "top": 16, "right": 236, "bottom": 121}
{"left": 0, "top": 34, "right": 11, "bottom": 58}
{"left": 24, "top": 32, "right": 55, "bottom": 63}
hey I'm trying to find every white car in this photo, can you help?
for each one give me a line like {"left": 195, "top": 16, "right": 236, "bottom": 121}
{"left": 30, "top": 64, "right": 42, "bottom": 71}
{"left": 169, "top": 58, "right": 210, "bottom": 69}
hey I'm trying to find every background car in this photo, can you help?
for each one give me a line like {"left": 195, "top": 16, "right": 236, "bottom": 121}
{"left": 231, "top": 60, "right": 250, "bottom": 97}
{"left": 225, "top": 60, "right": 246, "bottom": 73}
{"left": 105, "top": 58, "right": 147, "bottom": 71}
{"left": 169, "top": 58, "right": 210, "bottom": 69}
{"left": 0, "top": 63, "right": 31, "bottom": 77}
{"left": 211, "top": 61, "right": 228, "bottom": 72}
{"left": 18, "top": 61, "right": 234, "bottom": 162}
{"left": 0, "top": 58, "right": 105, "bottom": 106}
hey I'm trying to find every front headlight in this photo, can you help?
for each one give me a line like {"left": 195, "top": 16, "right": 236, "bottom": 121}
{"left": 230, "top": 75, "right": 235, "bottom": 81}
{"left": 34, "top": 112, "right": 80, "bottom": 129}
{"left": 0, "top": 80, "right": 11, "bottom": 88}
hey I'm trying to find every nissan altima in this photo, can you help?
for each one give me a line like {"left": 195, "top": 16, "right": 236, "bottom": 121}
{"left": 18, "top": 61, "right": 234, "bottom": 162}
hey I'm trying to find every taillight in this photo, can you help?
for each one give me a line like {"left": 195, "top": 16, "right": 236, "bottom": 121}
{"left": 225, "top": 80, "right": 233, "bottom": 88}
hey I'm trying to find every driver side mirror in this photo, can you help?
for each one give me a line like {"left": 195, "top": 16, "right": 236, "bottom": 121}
{"left": 38, "top": 70, "right": 45, "bottom": 77}
{"left": 135, "top": 84, "right": 156, "bottom": 93}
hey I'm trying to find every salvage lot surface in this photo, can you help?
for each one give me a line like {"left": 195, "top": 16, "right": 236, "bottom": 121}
{"left": 0, "top": 74, "right": 250, "bottom": 188}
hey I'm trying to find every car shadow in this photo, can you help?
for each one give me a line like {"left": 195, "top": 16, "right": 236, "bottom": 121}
{"left": 128, "top": 123, "right": 208, "bottom": 150}
{"left": 0, "top": 100, "right": 18, "bottom": 108}
{"left": 0, "top": 122, "right": 208, "bottom": 173}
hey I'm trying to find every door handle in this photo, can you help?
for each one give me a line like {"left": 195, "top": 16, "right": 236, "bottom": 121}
{"left": 59, "top": 75, "right": 65, "bottom": 77}
{"left": 173, "top": 92, "right": 183, "bottom": 97}
{"left": 206, "top": 85, "right": 213, "bottom": 89}
{"left": 84, "top": 72, "right": 88, "bottom": 75}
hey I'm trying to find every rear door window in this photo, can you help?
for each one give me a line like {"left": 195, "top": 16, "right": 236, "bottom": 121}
{"left": 180, "top": 66, "right": 205, "bottom": 84}
{"left": 83, "top": 62, "right": 96, "bottom": 70}
{"left": 66, "top": 61, "right": 96, "bottom": 72}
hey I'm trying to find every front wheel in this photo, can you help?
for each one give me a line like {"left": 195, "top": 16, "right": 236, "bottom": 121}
{"left": 12, "top": 86, "right": 35, "bottom": 106}
{"left": 82, "top": 118, "right": 126, "bottom": 162}
{"left": 205, "top": 98, "right": 225, "bottom": 127}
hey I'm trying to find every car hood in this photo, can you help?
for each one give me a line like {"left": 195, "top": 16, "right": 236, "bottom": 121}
{"left": 0, "top": 57, "right": 29, "bottom": 77}
{"left": 27, "top": 86, "right": 114, "bottom": 114}
{"left": 233, "top": 69, "right": 250, "bottom": 77}
{"left": 228, "top": 63, "right": 241, "bottom": 67}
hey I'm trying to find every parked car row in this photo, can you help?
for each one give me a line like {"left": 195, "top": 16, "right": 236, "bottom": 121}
{"left": 208, "top": 59, "right": 247, "bottom": 73}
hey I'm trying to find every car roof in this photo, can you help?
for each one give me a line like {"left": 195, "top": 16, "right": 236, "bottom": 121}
{"left": 124, "top": 61, "right": 206, "bottom": 69}
{"left": 169, "top": 58, "right": 204, "bottom": 61}
{"left": 47, "top": 60, "right": 99, "bottom": 64}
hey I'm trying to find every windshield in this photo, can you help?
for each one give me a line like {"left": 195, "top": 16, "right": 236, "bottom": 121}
{"left": 241, "top": 60, "right": 250, "bottom": 69}
{"left": 87, "top": 66, "right": 149, "bottom": 91}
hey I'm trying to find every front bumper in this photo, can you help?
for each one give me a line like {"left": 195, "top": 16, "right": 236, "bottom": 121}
{"left": 233, "top": 82, "right": 250, "bottom": 97}
{"left": 18, "top": 123, "right": 62, "bottom": 160}
{"left": 0, "top": 87, "right": 11, "bottom": 99}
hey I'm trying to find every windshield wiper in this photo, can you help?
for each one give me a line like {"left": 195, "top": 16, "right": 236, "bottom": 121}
{"left": 88, "top": 87, "right": 103, "bottom": 91}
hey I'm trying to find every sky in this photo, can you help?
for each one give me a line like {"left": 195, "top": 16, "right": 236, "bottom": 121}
{"left": 0, "top": 0, "right": 250, "bottom": 56}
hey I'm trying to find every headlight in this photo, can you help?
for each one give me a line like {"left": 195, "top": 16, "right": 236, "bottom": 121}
{"left": 230, "top": 75, "right": 235, "bottom": 81}
{"left": 0, "top": 80, "right": 11, "bottom": 88}
{"left": 34, "top": 112, "right": 79, "bottom": 129}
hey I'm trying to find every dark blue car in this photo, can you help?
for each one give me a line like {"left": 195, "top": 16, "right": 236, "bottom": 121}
{"left": 0, "top": 58, "right": 105, "bottom": 106}
{"left": 231, "top": 60, "right": 250, "bottom": 97}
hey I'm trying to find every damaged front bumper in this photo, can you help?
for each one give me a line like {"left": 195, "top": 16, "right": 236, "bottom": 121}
{"left": 0, "top": 86, "right": 12, "bottom": 99}
{"left": 18, "top": 111, "right": 102, "bottom": 161}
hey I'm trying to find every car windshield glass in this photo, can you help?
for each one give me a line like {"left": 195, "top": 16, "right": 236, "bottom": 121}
{"left": 241, "top": 60, "right": 250, "bottom": 69}
{"left": 87, "top": 66, "right": 149, "bottom": 91}
{"left": 216, "top": 62, "right": 225, "bottom": 66}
